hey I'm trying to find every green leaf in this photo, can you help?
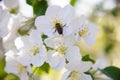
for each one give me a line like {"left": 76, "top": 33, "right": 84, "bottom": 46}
{"left": 39, "top": 62, "right": 50, "bottom": 73}
{"left": 70, "top": 0, "right": 78, "bottom": 6}
{"left": 100, "top": 66, "right": 120, "bottom": 80}
{"left": 33, "top": 0, "right": 48, "bottom": 16}
{"left": 26, "top": 0, "right": 33, "bottom": 6}
{"left": 82, "top": 55, "right": 95, "bottom": 64}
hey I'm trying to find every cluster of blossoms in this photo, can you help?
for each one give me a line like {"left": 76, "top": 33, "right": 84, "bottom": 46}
{"left": 0, "top": 0, "right": 111, "bottom": 80}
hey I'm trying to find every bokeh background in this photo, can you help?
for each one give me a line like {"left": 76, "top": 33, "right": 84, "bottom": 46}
{"left": 0, "top": 0, "right": 120, "bottom": 80}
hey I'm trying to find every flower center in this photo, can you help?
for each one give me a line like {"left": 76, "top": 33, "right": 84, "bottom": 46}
{"left": 56, "top": 45, "right": 66, "bottom": 55}
{"left": 79, "top": 27, "right": 88, "bottom": 37}
{"left": 18, "top": 64, "right": 26, "bottom": 74}
{"left": 30, "top": 45, "right": 40, "bottom": 55}
{"left": 69, "top": 71, "right": 79, "bottom": 80}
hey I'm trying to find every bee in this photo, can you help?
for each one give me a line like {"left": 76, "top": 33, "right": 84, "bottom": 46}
{"left": 55, "top": 23, "right": 63, "bottom": 35}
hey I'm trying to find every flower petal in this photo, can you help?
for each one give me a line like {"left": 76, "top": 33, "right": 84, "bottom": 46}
{"left": 63, "top": 26, "right": 73, "bottom": 36}
{"left": 29, "top": 30, "right": 42, "bottom": 45}
{"left": 45, "top": 5, "right": 62, "bottom": 17}
{"left": 0, "top": 9, "right": 10, "bottom": 37}
{"left": 18, "top": 51, "right": 32, "bottom": 66}
{"left": 59, "top": 5, "right": 74, "bottom": 24}
{"left": 79, "top": 73, "right": 92, "bottom": 80}
{"left": 78, "top": 61, "right": 93, "bottom": 72}
{"left": 35, "top": 16, "right": 51, "bottom": 33}
{"left": 66, "top": 46, "right": 82, "bottom": 63}
{"left": 31, "top": 53, "right": 46, "bottom": 67}
{"left": 62, "top": 71, "right": 71, "bottom": 80}
{"left": 84, "top": 22, "right": 98, "bottom": 45}
{"left": 44, "top": 37, "right": 55, "bottom": 48}
{"left": 46, "top": 50, "right": 65, "bottom": 71}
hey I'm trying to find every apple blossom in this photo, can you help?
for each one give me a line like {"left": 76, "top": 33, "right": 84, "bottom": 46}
{"left": 5, "top": 50, "right": 32, "bottom": 80}
{"left": 15, "top": 30, "right": 47, "bottom": 66}
{"left": 70, "top": 15, "right": 98, "bottom": 45}
{"left": 45, "top": 35, "right": 81, "bottom": 71}
{"left": 62, "top": 61, "right": 93, "bottom": 80}
{"left": 35, "top": 5, "right": 75, "bottom": 38}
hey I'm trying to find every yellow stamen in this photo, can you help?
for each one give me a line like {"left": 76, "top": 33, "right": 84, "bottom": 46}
{"left": 79, "top": 27, "right": 88, "bottom": 37}
{"left": 56, "top": 46, "right": 66, "bottom": 55}
{"left": 30, "top": 45, "right": 40, "bottom": 55}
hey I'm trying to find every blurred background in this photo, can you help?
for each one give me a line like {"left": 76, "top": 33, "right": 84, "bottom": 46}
{"left": 0, "top": 0, "right": 120, "bottom": 80}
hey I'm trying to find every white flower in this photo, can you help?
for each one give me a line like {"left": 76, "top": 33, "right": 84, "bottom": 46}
{"left": 0, "top": 6, "right": 10, "bottom": 38}
{"left": 70, "top": 15, "right": 98, "bottom": 45}
{"left": 35, "top": 5, "right": 75, "bottom": 38}
{"left": 3, "top": 14, "right": 24, "bottom": 51}
{"left": 15, "top": 30, "right": 47, "bottom": 67}
{"left": 5, "top": 50, "right": 32, "bottom": 80}
{"left": 62, "top": 61, "right": 93, "bottom": 80}
{"left": 45, "top": 35, "right": 81, "bottom": 71}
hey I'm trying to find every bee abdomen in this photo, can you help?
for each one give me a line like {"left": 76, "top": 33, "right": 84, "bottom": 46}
{"left": 55, "top": 23, "right": 63, "bottom": 35}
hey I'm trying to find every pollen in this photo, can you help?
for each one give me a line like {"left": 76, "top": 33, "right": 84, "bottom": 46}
{"left": 56, "top": 46, "right": 66, "bottom": 55}
{"left": 30, "top": 45, "right": 40, "bottom": 55}
{"left": 69, "top": 71, "right": 79, "bottom": 80}
{"left": 79, "top": 27, "right": 88, "bottom": 37}
{"left": 18, "top": 64, "right": 26, "bottom": 74}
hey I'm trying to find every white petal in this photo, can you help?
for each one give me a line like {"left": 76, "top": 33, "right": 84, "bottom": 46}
{"left": 15, "top": 36, "right": 30, "bottom": 50}
{"left": 19, "top": 69, "right": 29, "bottom": 80}
{"left": 64, "top": 34, "right": 75, "bottom": 46}
{"left": 62, "top": 71, "right": 71, "bottom": 80}
{"left": 69, "top": 18, "right": 80, "bottom": 32}
{"left": 5, "top": 59, "right": 18, "bottom": 73}
{"left": 93, "top": 58, "right": 109, "bottom": 70}
{"left": 63, "top": 26, "right": 73, "bottom": 36}
{"left": 0, "top": 10, "right": 10, "bottom": 37}
{"left": 46, "top": 51, "right": 65, "bottom": 71}
{"left": 79, "top": 74, "right": 92, "bottom": 80}
{"left": 44, "top": 37, "right": 55, "bottom": 48}
{"left": 69, "top": 15, "right": 86, "bottom": 32}
{"left": 59, "top": 5, "right": 74, "bottom": 24}
{"left": 45, "top": 5, "right": 62, "bottom": 17}
{"left": 66, "top": 46, "right": 82, "bottom": 63}
{"left": 27, "top": 65, "right": 33, "bottom": 73}
{"left": 35, "top": 16, "right": 51, "bottom": 33}
{"left": 84, "top": 22, "right": 98, "bottom": 45}
{"left": 31, "top": 46, "right": 46, "bottom": 67}
{"left": 88, "top": 22, "right": 98, "bottom": 37}
{"left": 84, "top": 35, "right": 96, "bottom": 46}
{"left": 5, "top": 53, "right": 19, "bottom": 74}
{"left": 78, "top": 61, "right": 93, "bottom": 72}
{"left": 3, "top": 0, "right": 19, "bottom": 9}
{"left": 29, "top": 30, "right": 42, "bottom": 45}
{"left": 66, "top": 61, "right": 80, "bottom": 71}
{"left": 79, "top": 15, "right": 86, "bottom": 26}
{"left": 18, "top": 51, "right": 32, "bottom": 66}
{"left": 31, "top": 53, "right": 45, "bottom": 67}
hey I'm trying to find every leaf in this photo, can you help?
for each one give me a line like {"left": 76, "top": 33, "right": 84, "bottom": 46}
{"left": 33, "top": 0, "right": 48, "bottom": 16}
{"left": 70, "top": 0, "right": 78, "bottom": 6}
{"left": 100, "top": 66, "right": 120, "bottom": 80}
{"left": 39, "top": 62, "right": 50, "bottom": 73}
{"left": 82, "top": 55, "right": 95, "bottom": 64}
{"left": 26, "top": 0, "right": 33, "bottom": 6}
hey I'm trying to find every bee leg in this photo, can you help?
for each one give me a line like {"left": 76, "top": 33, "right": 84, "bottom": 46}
{"left": 54, "top": 29, "right": 56, "bottom": 33}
